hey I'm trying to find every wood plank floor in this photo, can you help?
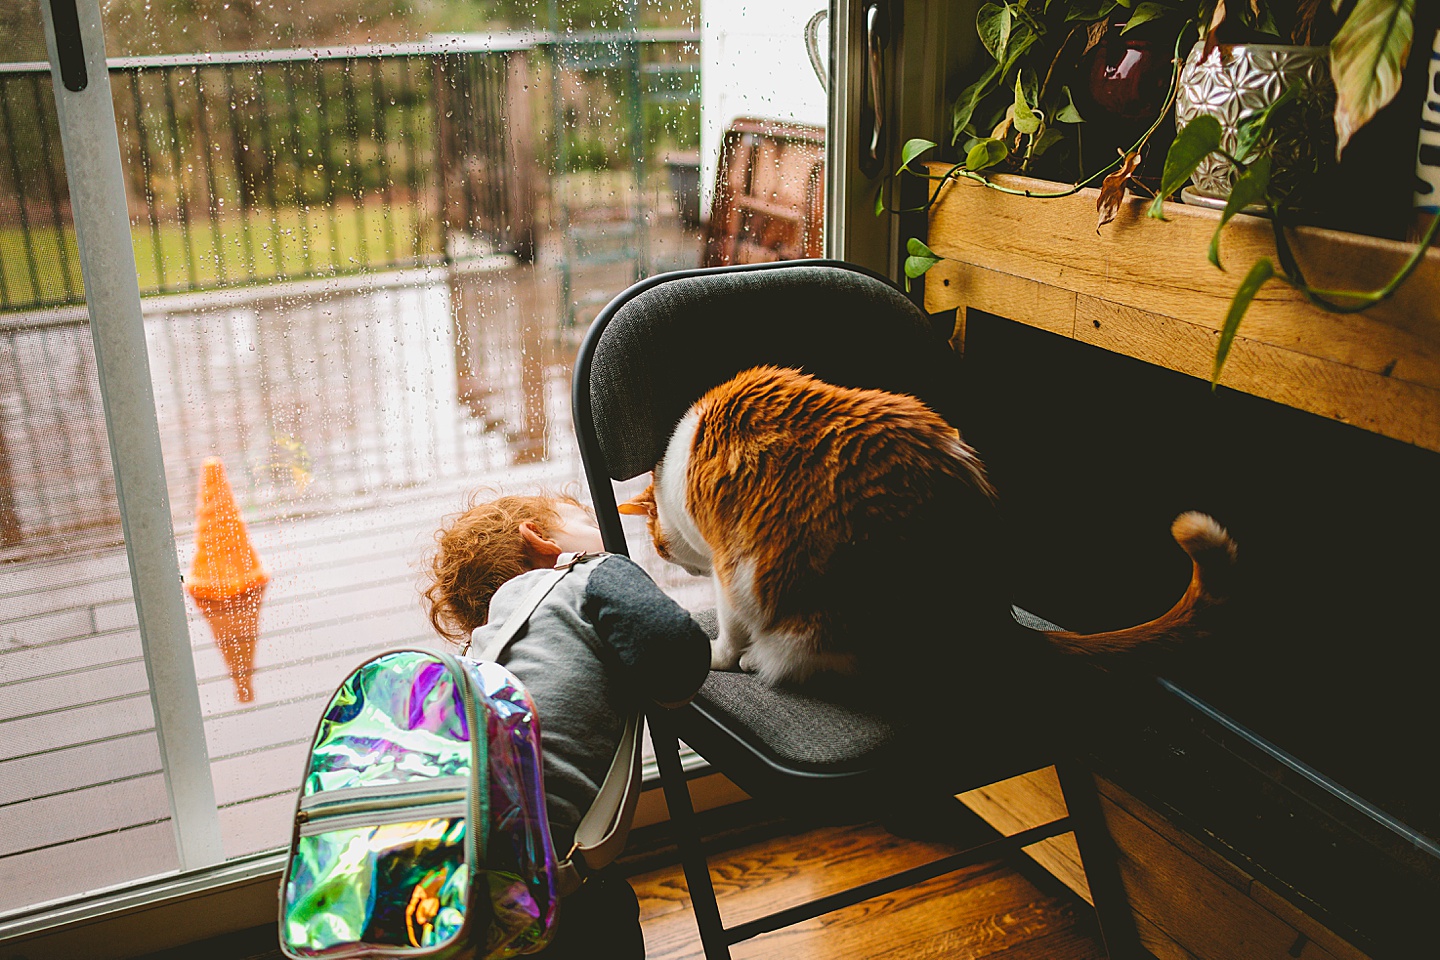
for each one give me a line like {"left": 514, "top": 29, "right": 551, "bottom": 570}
{"left": 132, "top": 805, "right": 1106, "bottom": 960}
{"left": 622, "top": 804, "right": 1107, "bottom": 960}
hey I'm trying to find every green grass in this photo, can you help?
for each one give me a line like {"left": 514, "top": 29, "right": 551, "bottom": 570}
{"left": 2, "top": 201, "right": 435, "bottom": 311}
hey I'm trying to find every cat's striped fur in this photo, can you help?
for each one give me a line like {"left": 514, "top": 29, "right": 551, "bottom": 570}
{"left": 620, "top": 366, "right": 1236, "bottom": 686}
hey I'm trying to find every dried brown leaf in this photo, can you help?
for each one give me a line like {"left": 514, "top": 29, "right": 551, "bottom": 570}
{"left": 990, "top": 103, "right": 1015, "bottom": 141}
{"left": 1293, "top": 0, "right": 1322, "bottom": 44}
{"left": 1203, "top": 0, "right": 1227, "bottom": 61}
{"left": 1096, "top": 150, "right": 1143, "bottom": 232}
{"left": 1083, "top": 19, "right": 1109, "bottom": 56}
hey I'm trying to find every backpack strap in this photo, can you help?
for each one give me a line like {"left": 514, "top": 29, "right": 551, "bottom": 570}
{"left": 462, "top": 551, "right": 644, "bottom": 896}
{"left": 557, "top": 708, "right": 644, "bottom": 897}
{"left": 463, "top": 551, "right": 594, "bottom": 661}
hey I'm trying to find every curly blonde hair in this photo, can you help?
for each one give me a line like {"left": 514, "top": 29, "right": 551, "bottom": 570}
{"left": 422, "top": 490, "right": 585, "bottom": 642}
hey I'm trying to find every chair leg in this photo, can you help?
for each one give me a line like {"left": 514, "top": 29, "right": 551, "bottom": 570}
{"left": 649, "top": 710, "right": 732, "bottom": 960}
{"left": 1054, "top": 759, "right": 1147, "bottom": 960}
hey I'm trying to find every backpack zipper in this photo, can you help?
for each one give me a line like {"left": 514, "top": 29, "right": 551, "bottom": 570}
{"left": 436, "top": 651, "right": 488, "bottom": 865}
{"left": 296, "top": 776, "right": 470, "bottom": 837}
{"left": 296, "top": 800, "right": 470, "bottom": 839}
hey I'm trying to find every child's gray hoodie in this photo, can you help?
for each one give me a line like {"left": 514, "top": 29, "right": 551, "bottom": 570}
{"left": 466, "top": 553, "right": 709, "bottom": 850}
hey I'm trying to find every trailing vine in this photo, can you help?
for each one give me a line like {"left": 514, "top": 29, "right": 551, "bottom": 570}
{"left": 892, "top": 0, "right": 1427, "bottom": 385}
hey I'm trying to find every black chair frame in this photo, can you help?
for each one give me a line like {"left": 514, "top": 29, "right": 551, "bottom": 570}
{"left": 571, "top": 259, "right": 1146, "bottom": 960}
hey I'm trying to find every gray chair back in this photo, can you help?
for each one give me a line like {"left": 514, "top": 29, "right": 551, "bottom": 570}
{"left": 573, "top": 260, "right": 964, "bottom": 550}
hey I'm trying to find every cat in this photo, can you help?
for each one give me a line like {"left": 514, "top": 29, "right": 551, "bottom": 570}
{"left": 618, "top": 365, "right": 1237, "bottom": 686}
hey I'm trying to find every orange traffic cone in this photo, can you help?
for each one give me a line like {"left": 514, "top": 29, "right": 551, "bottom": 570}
{"left": 186, "top": 457, "right": 269, "bottom": 703}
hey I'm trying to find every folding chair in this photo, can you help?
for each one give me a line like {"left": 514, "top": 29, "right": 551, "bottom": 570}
{"left": 570, "top": 259, "right": 1144, "bottom": 959}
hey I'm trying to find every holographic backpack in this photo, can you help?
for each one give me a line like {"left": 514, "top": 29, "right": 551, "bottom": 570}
{"left": 279, "top": 554, "right": 642, "bottom": 959}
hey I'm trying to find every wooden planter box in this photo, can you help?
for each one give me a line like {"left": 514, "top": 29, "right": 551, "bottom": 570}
{"left": 923, "top": 165, "right": 1440, "bottom": 453}
{"left": 923, "top": 167, "right": 1440, "bottom": 960}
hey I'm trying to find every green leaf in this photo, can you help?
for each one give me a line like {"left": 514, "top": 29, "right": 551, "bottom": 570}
{"left": 1147, "top": 114, "right": 1223, "bottom": 220}
{"left": 904, "top": 238, "right": 944, "bottom": 292}
{"left": 1330, "top": 0, "right": 1415, "bottom": 157}
{"left": 1066, "top": 0, "right": 1119, "bottom": 22}
{"left": 977, "top": 3, "right": 1014, "bottom": 62}
{"left": 966, "top": 137, "right": 1009, "bottom": 171}
{"left": 1013, "top": 77, "right": 1043, "bottom": 135}
{"left": 1017, "top": 68, "right": 1040, "bottom": 110}
{"left": 953, "top": 23, "right": 1036, "bottom": 143}
{"left": 907, "top": 237, "right": 939, "bottom": 260}
{"left": 1233, "top": 84, "right": 1298, "bottom": 161}
{"left": 1121, "top": 1, "right": 1170, "bottom": 33}
{"left": 903, "top": 255, "right": 943, "bottom": 279}
{"left": 1213, "top": 258, "right": 1274, "bottom": 385}
{"left": 1054, "top": 85, "right": 1085, "bottom": 123}
{"left": 1000, "top": 29, "right": 1038, "bottom": 77}
{"left": 952, "top": 62, "right": 1002, "bottom": 143}
{"left": 897, "top": 138, "right": 938, "bottom": 175}
{"left": 1253, "top": 3, "right": 1279, "bottom": 36}
{"left": 1207, "top": 156, "right": 1271, "bottom": 269}
{"left": 875, "top": 184, "right": 886, "bottom": 217}
{"left": 1030, "top": 127, "right": 1065, "bottom": 157}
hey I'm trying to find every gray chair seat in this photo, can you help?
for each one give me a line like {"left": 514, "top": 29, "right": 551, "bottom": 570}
{"left": 684, "top": 606, "right": 896, "bottom": 772}
{"left": 695, "top": 671, "right": 898, "bottom": 772}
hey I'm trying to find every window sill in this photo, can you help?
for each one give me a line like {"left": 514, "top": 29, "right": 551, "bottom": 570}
{"left": 1, "top": 757, "right": 742, "bottom": 960}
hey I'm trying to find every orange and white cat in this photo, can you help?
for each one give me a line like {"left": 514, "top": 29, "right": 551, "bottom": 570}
{"left": 620, "top": 366, "right": 1236, "bottom": 686}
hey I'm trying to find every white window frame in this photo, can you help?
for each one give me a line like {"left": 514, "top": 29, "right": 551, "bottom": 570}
{"left": 36, "top": 0, "right": 225, "bottom": 871}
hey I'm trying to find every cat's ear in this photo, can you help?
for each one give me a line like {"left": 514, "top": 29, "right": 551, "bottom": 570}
{"left": 617, "top": 481, "right": 657, "bottom": 519}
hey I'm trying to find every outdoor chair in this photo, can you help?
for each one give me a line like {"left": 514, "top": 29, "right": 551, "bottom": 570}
{"left": 570, "top": 259, "right": 1145, "bottom": 960}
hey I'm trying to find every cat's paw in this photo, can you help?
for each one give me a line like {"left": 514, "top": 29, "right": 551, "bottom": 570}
{"left": 709, "top": 637, "right": 742, "bottom": 671}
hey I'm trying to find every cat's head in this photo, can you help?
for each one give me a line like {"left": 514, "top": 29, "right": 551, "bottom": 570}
{"left": 618, "top": 475, "right": 712, "bottom": 577}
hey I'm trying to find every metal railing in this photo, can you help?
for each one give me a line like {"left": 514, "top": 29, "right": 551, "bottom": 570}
{"left": 0, "top": 32, "right": 699, "bottom": 563}
{"left": 0, "top": 38, "right": 544, "bottom": 312}
{"left": 0, "top": 31, "right": 701, "bottom": 313}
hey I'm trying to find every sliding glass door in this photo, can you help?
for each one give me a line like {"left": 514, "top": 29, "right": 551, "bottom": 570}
{"left": 2, "top": 0, "right": 833, "bottom": 928}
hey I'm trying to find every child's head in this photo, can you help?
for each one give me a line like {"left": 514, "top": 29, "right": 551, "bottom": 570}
{"left": 423, "top": 490, "right": 605, "bottom": 642}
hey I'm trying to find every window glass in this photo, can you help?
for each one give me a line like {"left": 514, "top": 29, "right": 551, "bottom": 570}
{"left": 2, "top": 0, "right": 828, "bottom": 914}
{"left": 0, "top": 22, "right": 181, "bottom": 912}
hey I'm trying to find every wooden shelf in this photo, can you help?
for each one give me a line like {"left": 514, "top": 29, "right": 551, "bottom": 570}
{"left": 923, "top": 165, "right": 1440, "bottom": 453}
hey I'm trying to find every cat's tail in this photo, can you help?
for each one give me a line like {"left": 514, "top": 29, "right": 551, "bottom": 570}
{"left": 1040, "top": 511, "right": 1237, "bottom": 660}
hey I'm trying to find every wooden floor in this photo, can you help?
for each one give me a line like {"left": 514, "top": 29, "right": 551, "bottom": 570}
{"left": 621, "top": 803, "right": 1107, "bottom": 960}
{"left": 133, "top": 803, "right": 1106, "bottom": 960}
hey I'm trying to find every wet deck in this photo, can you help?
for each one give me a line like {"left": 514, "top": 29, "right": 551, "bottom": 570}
{"left": 0, "top": 224, "right": 712, "bottom": 913}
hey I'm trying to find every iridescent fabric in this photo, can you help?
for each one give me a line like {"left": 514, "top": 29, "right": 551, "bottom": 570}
{"left": 302, "top": 653, "right": 472, "bottom": 797}
{"left": 470, "top": 658, "right": 560, "bottom": 958}
{"left": 285, "top": 817, "right": 470, "bottom": 953}
{"left": 280, "top": 650, "right": 560, "bottom": 960}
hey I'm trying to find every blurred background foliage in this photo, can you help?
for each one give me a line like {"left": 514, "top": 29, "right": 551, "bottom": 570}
{"left": 0, "top": 0, "right": 696, "bottom": 61}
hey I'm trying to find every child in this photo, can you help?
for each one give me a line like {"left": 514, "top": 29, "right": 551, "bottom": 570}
{"left": 423, "top": 489, "right": 710, "bottom": 959}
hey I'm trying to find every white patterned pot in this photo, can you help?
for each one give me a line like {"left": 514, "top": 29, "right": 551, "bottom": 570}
{"left": 1174, "top": 42, "right": 1334, "bottom": 203}
{"left": 1415, "top": 29, "right": 1440, "bottom": 216}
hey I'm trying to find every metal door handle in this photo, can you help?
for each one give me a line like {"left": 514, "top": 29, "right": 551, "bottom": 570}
{"left": 47, "top": 0, "right": 88, "bottom": 91}
{"left": 863, "top": 3, "right": 885, "bottom": 175}
{"left": 804, "top": 9, "right": 828, "bottom": 94}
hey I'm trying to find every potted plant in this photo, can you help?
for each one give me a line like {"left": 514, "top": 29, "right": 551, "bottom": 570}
{"left": 1148, "top": 0, "right": 1425, "bottom": 380}
{"left": 916, "top": 0, "right": 1201, "bottom": 195}
{"left": 897, "top": 0, "right": 1431, "bottom": 384}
